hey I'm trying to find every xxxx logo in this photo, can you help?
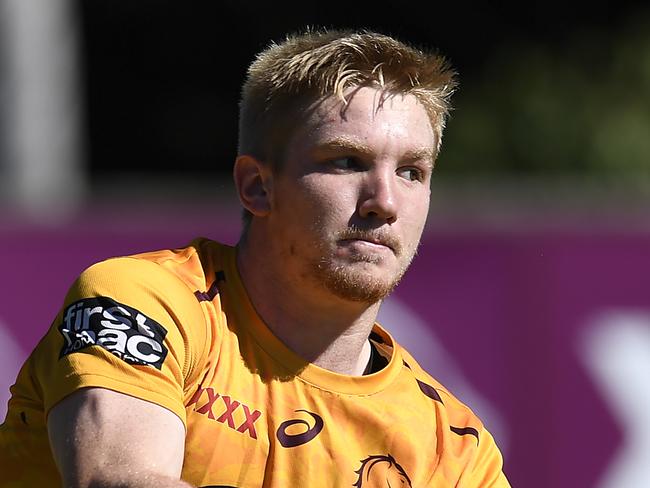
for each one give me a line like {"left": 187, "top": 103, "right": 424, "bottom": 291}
{"left": 276, "top": 409, "right": 324, "bottom": 448}
{"left": 188, "top": 386, "right": 262, "bottom": 439}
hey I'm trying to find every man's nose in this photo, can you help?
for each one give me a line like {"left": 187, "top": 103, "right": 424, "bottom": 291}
{"left": 357, "top": 169, "right": 398, "bottom": 224}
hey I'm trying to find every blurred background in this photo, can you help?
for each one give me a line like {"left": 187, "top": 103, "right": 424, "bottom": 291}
{"left": 2, "top": 1, "right": 650, "bottom": 486}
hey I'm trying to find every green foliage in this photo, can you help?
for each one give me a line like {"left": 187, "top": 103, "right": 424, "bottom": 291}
{"left": 437, "top": 10, "right": 650, "bottom": 178}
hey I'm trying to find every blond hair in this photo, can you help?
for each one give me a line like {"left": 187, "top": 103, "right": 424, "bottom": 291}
{"left": 238, "top": 29, "right": 457, "bottom": 164}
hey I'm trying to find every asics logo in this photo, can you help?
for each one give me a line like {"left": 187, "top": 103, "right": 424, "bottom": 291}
{"left": 276, "top": 409, "right": 324, "bottom": 448}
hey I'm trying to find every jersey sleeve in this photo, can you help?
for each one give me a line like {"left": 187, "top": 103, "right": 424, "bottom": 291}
{"left": 459, "top": 424, "right": 511, "bottom": 487}
{"left": 400, "top": 348, "right": 511, "bottom": 487}
{"left": 440, "top": 388, "right": 511, "bottom": 487}
{"left": 33, "top": 256, "right": 209, "bottom": 426}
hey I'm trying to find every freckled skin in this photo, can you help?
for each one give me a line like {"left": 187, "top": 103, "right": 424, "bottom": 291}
{"left": 267, "top": 86, "right": 435, "bottom": 303}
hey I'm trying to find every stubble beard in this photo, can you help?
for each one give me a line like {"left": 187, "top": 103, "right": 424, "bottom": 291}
{"left": 310, "top": 229, "right": 419, "bottom": 304}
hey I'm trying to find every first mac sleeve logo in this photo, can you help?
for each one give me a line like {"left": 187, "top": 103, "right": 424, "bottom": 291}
{"left": 58, "top": 297, "right": 169, "bottom": 369}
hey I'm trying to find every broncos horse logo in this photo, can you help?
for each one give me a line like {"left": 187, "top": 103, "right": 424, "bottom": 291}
{"left": 353, "top": 454, "right": 413, "bottom": 487}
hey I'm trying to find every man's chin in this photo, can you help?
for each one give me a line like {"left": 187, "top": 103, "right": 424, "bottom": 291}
{"left": 316, "top": 264, "right": 402, "bottom": 303}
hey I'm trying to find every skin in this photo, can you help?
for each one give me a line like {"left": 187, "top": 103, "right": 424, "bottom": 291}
{"left": 47, "top": 85, "right": 436, "bottom": 487}
{"left": 235, "top": 85, "right": 435, "bottom": 374}
{"left": 47, "top": 388, "right": 190, "bottom": 487}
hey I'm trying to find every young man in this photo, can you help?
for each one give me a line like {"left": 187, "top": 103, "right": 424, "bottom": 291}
{"left": 0, "top": 30, "right": 510, "bottom": 487}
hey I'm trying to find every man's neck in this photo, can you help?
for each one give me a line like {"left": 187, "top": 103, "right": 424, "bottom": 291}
{"left": 236, "top": 235, "right": 380, "bottom": 376}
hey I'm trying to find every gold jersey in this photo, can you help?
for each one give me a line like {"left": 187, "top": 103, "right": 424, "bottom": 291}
{"left": 0, "top": 238, "right": 510, "bottom": 487}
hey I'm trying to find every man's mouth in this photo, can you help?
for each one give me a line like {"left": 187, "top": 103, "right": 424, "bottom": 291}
{"left": 336, "top": 228, "right": 400, "bottom": 255}
{"left": 340, "top": 237, "right": 391, "bottom": 251}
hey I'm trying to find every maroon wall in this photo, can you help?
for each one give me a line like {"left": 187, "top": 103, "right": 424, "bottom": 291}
{"left": 2, "top": 205, "right": 648, "bottom": 487}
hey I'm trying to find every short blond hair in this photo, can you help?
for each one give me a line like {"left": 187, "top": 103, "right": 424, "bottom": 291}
{"left": 238, "top": 29, "right": 457, "bottom": 164}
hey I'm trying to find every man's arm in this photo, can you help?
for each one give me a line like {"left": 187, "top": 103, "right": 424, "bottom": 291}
{"left": 47, "top": 387, "right": 193, "bottom": 488}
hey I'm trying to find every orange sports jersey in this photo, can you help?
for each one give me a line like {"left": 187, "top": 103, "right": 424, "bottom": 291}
{"left": 0, "top": 238, "right": 510, "bottom": 487}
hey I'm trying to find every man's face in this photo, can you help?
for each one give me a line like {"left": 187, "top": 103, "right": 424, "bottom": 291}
{"left": 267, "top": 86, "right": 435, "bottom": 303}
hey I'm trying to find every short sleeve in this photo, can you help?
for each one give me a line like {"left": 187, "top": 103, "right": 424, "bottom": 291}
{"left": 462, "top": 427, "right": 511, "bottom": 487}
{"left": 34, "top": 256, "right": 208, "bottom": 426}
{"left": 443, "top": 398, "right": 510, "bottom": 487}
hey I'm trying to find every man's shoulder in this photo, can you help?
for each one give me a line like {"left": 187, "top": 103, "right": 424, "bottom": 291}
{"left": 82, "top": 237, "right": 232, "bottom": 290}
{"left": 371, "top": 326, "right": 453, "bottom": 404}
{"left": 397, "top": 346, "right": 443, "bottom": 386}
{"left": 394, "top": 341, "right": 479, "bottom": 417}
{"left": 127, "top": 237, "right": 229, "bottom": 269}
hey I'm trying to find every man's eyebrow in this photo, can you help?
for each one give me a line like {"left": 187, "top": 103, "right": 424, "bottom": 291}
{"left": 403, "top": 148, "right": 436, "bottom": 166}
{"left": 316, "top": 136, "right": 373, "bottom": 154}
{"left": 316, "top": 136, "right": 436, "bottom": 164}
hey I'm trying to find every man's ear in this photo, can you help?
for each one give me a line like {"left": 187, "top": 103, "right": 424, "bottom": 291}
{"left": 233, "top": 154, "right": 273, "bottom": 217}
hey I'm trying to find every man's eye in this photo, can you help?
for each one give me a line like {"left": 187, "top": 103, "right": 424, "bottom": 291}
{"left": 397, "top": 167, "right": 423, "bottom": 181}
{"left": 330, "top": 157, "right": 359, "bottom": 170}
